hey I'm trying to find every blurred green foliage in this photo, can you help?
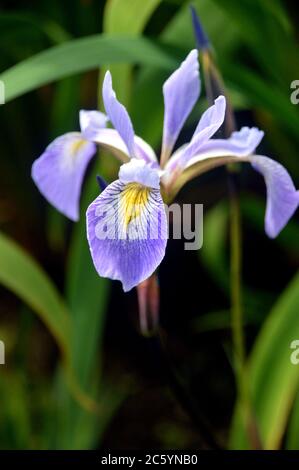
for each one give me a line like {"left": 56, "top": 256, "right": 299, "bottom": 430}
{"left": 0, "top": 0, "right": 299, "bottom": 450}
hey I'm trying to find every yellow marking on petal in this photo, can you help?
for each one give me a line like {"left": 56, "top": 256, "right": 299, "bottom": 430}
{"left": 71, "top": 139, "right": 87, "bottom": 155}
{"left": 121, "top": 183, "right": 150, "bottom": 227}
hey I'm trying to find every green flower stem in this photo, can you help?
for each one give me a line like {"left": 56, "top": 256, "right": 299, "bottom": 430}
{"left": 201, "top": 49, "right": 262, "bottom": 448}
{"left": 201, "top": 52, "right": 246, "bottom": 376}
{"left": 228, "top": 160, "right": 263, "bottom": 450}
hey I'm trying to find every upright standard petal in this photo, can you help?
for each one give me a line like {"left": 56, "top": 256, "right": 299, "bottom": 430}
{"left": 166, "top": 95, "right": 226, "bottom": 174}
{"left": 79, "top": 109, "right": 108, "bottom": 139}
{"left": 250, "top": 155, "right": 299, "bottom": 238}
{"left": 161, "top": 49, "right": 200, "bottom": 166}
{"left": 86, "top": 162, "right": 167, "bottom": 292}
{"left": 102, "top": 71, "right": 136, "bottom": 157}
{"left": 193, "top": 95, "right": 226, "bottom": 138}
{"left": 32, "top": 132, "right": 96, "bottom": 221}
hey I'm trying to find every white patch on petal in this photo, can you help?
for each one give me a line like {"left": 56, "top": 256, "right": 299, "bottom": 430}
{"left": 119, "top": 159, "right": 160, "bottom": 189}
{"left": 79, "top": 110, "right": 108, "bottom": 137}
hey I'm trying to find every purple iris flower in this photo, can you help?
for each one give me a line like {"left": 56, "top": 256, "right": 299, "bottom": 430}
{"left": 32, "top": 50, "right": 299, "bottom": 291}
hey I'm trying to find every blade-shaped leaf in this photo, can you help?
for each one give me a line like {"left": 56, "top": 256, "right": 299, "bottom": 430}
{"left": 230, "top": 270, "right": 299, "bottom": 449}
{"left": 0, "top": 231, "right": 99, "bottom": 416}
{"left": 0, "top": 231, "right": 70, "bottom": 359}
{"left": 101, "top": 0, "right": 162, "bottom": 105}
{"left": 0, "top": 34, "right": 177, "bottom": 102}
{"left": 104, "top": 0, "right": 161, "bottom": 34}
{"left": 49, "top": 160, "right": 114, "bottom": 449}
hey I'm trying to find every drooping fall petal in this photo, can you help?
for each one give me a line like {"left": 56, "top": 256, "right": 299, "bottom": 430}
{"left": 166, "top": 95, "right": 226, "bottom": 173}
{"left": 32, "top": 132, "right": 96, "bottom": 221}
{"left": 86, "top": 159, "right": 167, "bottom": 291}
{"left": 250, "top": 155, "right": 299, "bottom": 238}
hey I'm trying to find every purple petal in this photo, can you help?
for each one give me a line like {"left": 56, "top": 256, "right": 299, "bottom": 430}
{"left": 88, "top": 128, "right": 130, "bottom": 162}
{"left": 102, "top": 71, "right": 136, "bottom": 157}
{"left": 249, "top": 155, "right": 299, "bottom": 238}
{"left": 91, "top": 128, "right": 157, "bottom": 164}
{"left": 185, "top": 127, "right": 264, "bottom": 168}
{"left": 32, "top": 132, "right": 96, "bottom": 221}
{"left": 162, "top": 127, "right": 264, "bottom": 180}
{"left": 193, "top": 95, "right": 226, "bottom": 137}
{"left": 134, "top": 136, "right": 158, "bottom": 164}
{"left": 161, "top": 49, "right": 200, "bottom": 165}
{"left": 163, "top": 127, "right": 264, "bottom": 184}
{"left": 86, "top": 180, "right": 167, "bottom": 291}
{"left": 172, "top": 95, "right": 226, "bottom": 170}
{"left": 79, "top": 109, "right": 108, "bottom": 139}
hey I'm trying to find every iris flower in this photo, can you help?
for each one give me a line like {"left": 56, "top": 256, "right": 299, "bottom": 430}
{"left": 32, "top": 50, "right": 299, "bottom": 291}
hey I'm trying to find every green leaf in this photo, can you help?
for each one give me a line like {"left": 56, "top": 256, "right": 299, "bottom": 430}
{"left": 0, "top": 231, "right": 71, "bottom": 360}
{"left": 0, "top": 34, "right": 177, "bottom": 102}
{"left": 0, "top": 230, "right": 98, "bottom": 420}
{"left": 0, "top": 11, "right": 71, "bottom": 45}
{"left": 103, "top": 0, "right": 161, "bottom": 34}
{"left": 163, "top": 0, "right": 238, "bottom": 55}
{"left": 221, "top": 63, "right": 299, "bottom": 141}
{"left": 212, "top": 0, "right": 298, "bottom": 85}
{"left": 101, "top": 0, "right": 162, "bottom": 106}
{"left": 230, "top": 270, "right": 299, "bottom": 449}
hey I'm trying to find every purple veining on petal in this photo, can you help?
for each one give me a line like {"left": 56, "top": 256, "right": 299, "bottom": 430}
{"left": 86, "top": 180, "right": 167, "bottom": 291}
{"left": 102, "top": 71, "right": 136, "bottom": 157}
{"left": 161, "top": 49, "right": 200, "bottom": 165}
{"left": 32, "top": 132, "right": 96, "bottom": 221}
{"left": 249, "top": 155, "right": 299, "bottom": 238}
